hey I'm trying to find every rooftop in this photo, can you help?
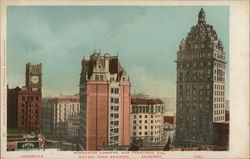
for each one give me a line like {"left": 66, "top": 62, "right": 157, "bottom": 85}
{"left": 131, "top": 98, "right": 165, "bottom": 105}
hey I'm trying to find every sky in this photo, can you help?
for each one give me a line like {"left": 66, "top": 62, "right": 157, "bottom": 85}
{"left": 7, "top": 6, "right": 229, "bottom": 98}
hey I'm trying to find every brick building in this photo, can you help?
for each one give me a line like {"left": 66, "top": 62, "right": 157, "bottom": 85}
{"left": 7, "top": 63, "right": 42, "bottom": 130}
{"left": 79, "top": 52, "right": 131, "bottom": 150}
{"left": 175, "top": 8, "right": 227, "bottom": 147}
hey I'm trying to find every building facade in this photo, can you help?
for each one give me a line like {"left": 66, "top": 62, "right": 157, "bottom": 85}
{"left": 130, "top": 98, "right": 165, "bottom": 145}
{"left": 67, "top": 113, "right": 80, "bottom": 138}
{"left": 175, "top": 8, "right": 226, "bottom": 147}
{"left": 7, "top": 63, "right": 42, "bottom": 130}
{"left": 79, "top": 52, "right": 131, "bottom": 150}
{"left": 42, "top": 95, "right": 80, "bottom": 139}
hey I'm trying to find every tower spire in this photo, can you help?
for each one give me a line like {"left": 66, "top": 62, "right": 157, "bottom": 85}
{"left": 198, "top": 8, "right": 206, "bottom": 24}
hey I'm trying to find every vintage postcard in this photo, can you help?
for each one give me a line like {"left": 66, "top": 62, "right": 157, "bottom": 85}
{"left": 0, "top": 0, "right": 249, "bottom": 159}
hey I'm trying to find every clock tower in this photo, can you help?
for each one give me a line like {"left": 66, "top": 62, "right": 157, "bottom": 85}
{"left": 26, "top": 63, "right": 42, "bottom": 89}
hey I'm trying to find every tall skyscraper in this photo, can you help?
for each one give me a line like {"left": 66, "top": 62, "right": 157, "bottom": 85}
{"left": 79, "top": 52, "right": 131, "bottom": 150}
{"left": 7, "top": 63, "right": 42, "bottom": 130}
{"left": 175, "top": 9, "right": 226, "bottom": 147}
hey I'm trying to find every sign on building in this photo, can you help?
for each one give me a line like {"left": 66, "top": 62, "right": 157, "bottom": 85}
{"left": 16, "top": 141, "right": 40, "bottom": 151}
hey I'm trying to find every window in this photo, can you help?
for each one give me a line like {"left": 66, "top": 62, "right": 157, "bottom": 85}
{"left": 145, "top": 115, "right": 148, "bottom": 118}
{"left": 111, "top": 98, "right": 119, "bottom": 104}
{"left": 133, "top": 115, "right": 136, "bottom": 119}
{"left": 139, "top": 126, "right": 142, "bottom": 129}
{"left": 145, "top": 132, "right": 148, "bottom": 135}
{"left": 139, "top": 115, "right": 142, "bottom": 118}
{"left": 111, "top": 113, "right": 119, "bottom": 118}
{"left": 114, "top": 121, "right": 119, "bottom": 125}
{"left": 133, "top": 126, "right": 136, "bottom": 130}
{"left": 95, "top": 75, "right": 99, "bottom": 80}
{"left": 114, "top": 136, "right": 118, "bottom": 140}
{"left": 139, "top": 132, "right": 142, "bottom": 135}
{"left": 133, "top": 132, "right": 136, "bottom": 136}
{"left": 133, "top": 120, "right": 136, "bottom": 124}
{"left": 145, "top": 126, "right": 147, "bottom": 129}
{"left": 111, "top": 88, "right": 119, "bottom": 94}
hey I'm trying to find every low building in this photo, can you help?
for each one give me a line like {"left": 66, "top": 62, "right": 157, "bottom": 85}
{"left": 7, "top": 129, "right": 45, "bottom": 151}
{"left": 130, "top": 97, "right": 165, "bottom": 146}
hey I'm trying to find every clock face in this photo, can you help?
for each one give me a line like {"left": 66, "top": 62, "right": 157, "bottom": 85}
{"left": 31, "top": 76, "right": 39, "bottom": 84}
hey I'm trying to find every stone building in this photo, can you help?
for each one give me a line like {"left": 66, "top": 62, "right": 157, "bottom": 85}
{"left": 42, "top": 95, "right": 80, "bottom": 139}
{"left": 175, "top": 8, "right": 227, "bottom": 147}
{"left": 7, "top": 63, "right": 42, "bottom": 130}
{"left": 130, "top": 98, "right": 165, "bottom": 146}
{"left": 67, "top": 113, "right": 80, "bottom": 138}
{"left": 79, "top": 52, "right": 131, "bottom": 150}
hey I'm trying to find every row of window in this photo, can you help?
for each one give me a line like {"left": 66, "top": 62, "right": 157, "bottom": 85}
{"left": 133, "top": 131, "right": 162, "bottom": 136}
{"left": 132, "top": 106, "right": 164, "bottom": 114}
{"left": 214, "top": 91, "right": 225, "bottom": 96}
{"left": 95, "top": 74, "right": 104, "bottom": 81}
{"left": 214, "top": 97, "right": 224, "bottom": 102}
{"left": 178, "top": 61, "right": 212, "bottom": 68}
{"left": 214, "top": 115, "right": 224, "bottom": 121}
{"left": 179, "top": 51, "right": 213, "bottom": 60}
{"left": 179, "top": 84, "right": 211, "bottom": 90}
{"left": 133, "top": 114, "right": 163, "bottom": 119}
{"left": 214, "top": 62, "right": 225, "bottom": 68}
{"left": 22, "top": 96, "right": 39, "bottom": 101}
{"left": 180, "top": 90, "right": 211, "bottom": 96}
{"left": 134, "top": 120, "right": 150, "bottom": 124}
{"left": 133, "top": 120, "right": 162, "bottom": 124}
{"left": 179, "top": 96, "right": 211, "bottom": 102}
{"left": 214, "top": 84, "right": 225, "bottom": 90}
{"left": 22, "top": 103, "right": 39, "bottom": 108}
{"left": 133, "top": 125, "right": 162, "bottom": 130}
{"left": 31, "top": 68, "right": 40, "bottom": 73}
{"left": 214, "top": 103, "right": 224, "bottom": 109}
{"left": 214, "top": 109, "right": 225, "bottom": 115}
{"left": 58, "top": 104, "right": 80, "bottom": 107}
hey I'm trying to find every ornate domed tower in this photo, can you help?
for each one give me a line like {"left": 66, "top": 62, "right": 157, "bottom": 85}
{"left": 175, "top": 8, "right": 226, "bottom": 147}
